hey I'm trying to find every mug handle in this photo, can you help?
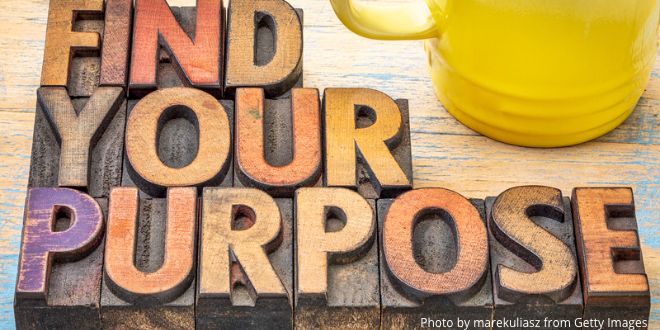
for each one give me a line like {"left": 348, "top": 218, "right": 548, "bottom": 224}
{"left": 329, "top": 0, "right": 438, "bottom": 40}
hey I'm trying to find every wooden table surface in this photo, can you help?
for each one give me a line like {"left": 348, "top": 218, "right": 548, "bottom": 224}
{"left": 0, "top": 0, "right": 657, "bottom": 328}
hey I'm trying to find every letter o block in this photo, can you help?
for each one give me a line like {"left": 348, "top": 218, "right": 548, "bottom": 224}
{"left": 379, "top": 189, "right": 493, "bottom": 329}
{"left": 125, "top": 87, "right": 232, "bottom": 197}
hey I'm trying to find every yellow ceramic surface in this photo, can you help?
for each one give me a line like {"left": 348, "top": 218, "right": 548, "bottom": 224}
{"left": 330, "top": 0, "right": 660, "bottom": 147}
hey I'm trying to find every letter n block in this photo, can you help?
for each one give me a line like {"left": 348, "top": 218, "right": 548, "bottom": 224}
{"left": 486, "top": 186, "right": 583, "bottom": 329}
{"left": 572, "top": 188, "right": 649, "bottom": 328}
{"left": 15, "top": 188, "right": 105, "bottom": 330}
{"left": 130, "top": 0, "right": 223, "bottom": 96}
{"left": 379, "top": 189, "right": 493, "bottom": 329}
{"left": 295, "top": 188, "right": 380, "bottom": 329}
{"left": 100, "top": 187, "right": 197, "bottom": 329}
{"left": 197, "top": 189, "right": 293, "bottom": 329}
{"left": 28, "top": 87, "right": 126, "bottom": 198}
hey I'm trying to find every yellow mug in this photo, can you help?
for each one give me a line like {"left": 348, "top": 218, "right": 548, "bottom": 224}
{"left": 330, "top": 0, "right": 660, "bottom": 147}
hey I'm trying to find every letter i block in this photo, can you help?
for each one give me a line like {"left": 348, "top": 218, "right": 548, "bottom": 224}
{"left": 295, "top": 188, "right": 380, "bottom": 329}
{"left": 28, "top": 87, "right": 126, "bottom": 198}
{"left": 100, "top": 187, "right": 197, "bottom": 329}
{"left": 378, "top": 189, "right": 493, "bottom": 330}
{"left": 234, "top": 88, "right": 322, "bottom": 196}
{"left": 15, "top": 188, "right": 106, "bottom": 330}
{"left": 42, "top": 0, "right": 133, "bottom": 95}
{"left": 122, "top": 88, "right": 234, "bottom": 198}
{"left": 197, "top": 189, "right": 294, "bottom": 329}
{"left": 130, "top": 1, "right": 223, "bottom": 97}
{"left": 572, "top": 188, "right": 649, "bottom": 329}
{"left": 486, "top": 186, "right": 583, "bottom": 329}
{"left": 324, "top": 89, "right": 413, "bottom": 199}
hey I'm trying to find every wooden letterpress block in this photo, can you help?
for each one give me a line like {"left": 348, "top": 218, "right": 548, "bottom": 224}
{"left": 379, "top": 189, "right": 493, "bottom": 330}
{"left": 572, "top": 188, "right": 649, "bottom": 329}
{"left": 41, "top": 0, "right": 103, "bottom": 92}
{"left": 101, "top": 187, "right": 197, "bottom": 329}
{"left": 28, "top": 87, "right": 126, "bottom": 197}
{"left": 225, "top": 0, "right": 303, "bottom": 98}
{"left": 197, "top": 189, "right": 293, "bottom": 329}
{"left": 122, "top": 87, "right": 233, "bottom": 198}
{"left": 100, "top": 0, "right": 133, "bottom": 87}
{"left": 486, "top": 186, "right": 583, "bottom": 330}
{"left": 15, "top": 188, "right": 105, "bottom": 330}
{"left": 295, "top": 188, "right": 379, "bottom": 329}
{"left": 324, "top": 88, "right": 412, "bottom": 199}
{"left": 234, "top": 88, "right": 322, "bottom": 197}
{"left": 130, "top": 0, "right": 223, "bottom": 96}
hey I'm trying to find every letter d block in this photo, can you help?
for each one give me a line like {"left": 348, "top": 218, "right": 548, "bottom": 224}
{"left": 198, "top": 189, "right": 293, "bottom": 329}
{"left": 29, "top": 87, "right": 126, "bottom": 197}
{"left": 101, "top": 187, "right": 197, "bottom": 329}
{"left": 295, "top": 188, "right": 379, "bottom": 329}
{"left": 486, "top": 186, "right": 583, "bottom": 329}
{"left": 572, "top": 188, "right": 649, "bottom": 329}
{"left": 15, "top": 188, "right": 105, "bottom": 330}
{"left": 225, "top": 0, "right": 303, "bottom": 98}
{"left": 379, "top": 189, "right": 493, "bottom": 330}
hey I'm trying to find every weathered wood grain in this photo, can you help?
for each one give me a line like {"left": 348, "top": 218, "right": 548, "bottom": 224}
{"left": 379, "top": 190, "right": 492, "bottom": 330}
{"left": 324, "top": 88, "right": 412, "bottom": 198}
{"left": 15, "top": 188, "right": 105, "bottom": 330}
{"left": 28, "top": 87, "right": 126, "bottom": 197}
{"left": 234, "top": 88, "right": 322, "bottom": 196}
{"left": 572, "top": 187, "right": 650, "bottom": 329}
{"left": 198, "top": 189, "right": 293, "bottom": 329}
{"left": 225, "top": 0, "right": 302, "bottom": 98}
{"left": 1, "top": 0, "right": 659, "bottom": 328}
{"left": 486, "top": 186, "right": 582, "bottom": 329}
{"left": 130, "top": 0, "right": 222, "bottom": 96}
{"left": 123, "top": 87, "right": 232, "bottom": 197}
{"left": 295, "top": 188, "right": 379, "bottom": 329}
{"left": 40, "top": 0, "right": 103, "bottom": 90}
{"left": 99, "top": 0, "right": 132, "bottom": 87}
{"left": 101, "top": 187, "right": 197, "bottom": 330}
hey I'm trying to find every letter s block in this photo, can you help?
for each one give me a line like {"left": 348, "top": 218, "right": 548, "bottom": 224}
{"left": 486, "top": 186, "right": 583, "bottom": 329}
{"left": 295, "top": 188, "right": 380, "bottom": 329}
{"left": 15, "top": 188, "right": 105, "bottom": 330}
{"left": 101, "top": 187, "right": 197, "bottom": 329}
{"left": 572, "top": 188, "right": 649, "bottom": 328}
{"left": 198, "top": 189, "right": 293, "bottom": 329}
{"left": 379, "top": 189, "right": 493, "bottom": 329}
